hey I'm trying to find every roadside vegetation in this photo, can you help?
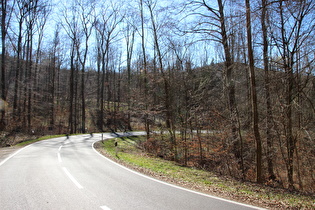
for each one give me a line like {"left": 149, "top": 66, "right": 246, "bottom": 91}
{"left": 96, "top": 136, "right": 315, "bottom": 209}
{"left": 0, "top": 133, "right": 66, "bottom": 147}
{"left": 15, "top": 135, "right": 66, "bottom": 146}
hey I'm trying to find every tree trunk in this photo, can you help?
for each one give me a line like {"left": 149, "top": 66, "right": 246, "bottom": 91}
{"left": 26, "top": 21, "right": 33, "bottom": 131}
{"left": 279, "top": 0, "right": 295, "bottom": 190}
{"left": 125, "top": 24, "right": 135, "bottom": 131}
{"left": 81, "top": 65, "right": 86, "bottom": 134}
{"left": 261, "top": 0, "right": 275, "bottom": 181}
{"left": 140, "top": 0, "right": 150, "bottom": 139}
{"left": 13, "top": 16, "right": 24, "bottom": 121}
{"left": 0, "top": 0, "right": 7, "bottom": 129}
{"left": 69, "top": 43, "right": 75, "bottom": 134}
{"left": 245, "top": 0, "right": 262, "bottom": 183}
{"left": 217, "top": 0, "right": 237, "bottom": 141}
{"left": 216, "top": 1, "right": 244, "bottom": 174}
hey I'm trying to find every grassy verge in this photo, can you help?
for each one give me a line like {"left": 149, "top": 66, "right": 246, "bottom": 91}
{"left": 15, "top": 135, "right": 66, "bottom": 146}
{"left": 98, "top": 136, "right": 315, "bottom": 209}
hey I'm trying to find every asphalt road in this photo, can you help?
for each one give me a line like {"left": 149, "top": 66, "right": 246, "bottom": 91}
{"left": 0, "top": 133, "right": 263, "bottom": 210}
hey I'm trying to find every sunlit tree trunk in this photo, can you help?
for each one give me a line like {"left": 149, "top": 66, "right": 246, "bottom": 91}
{"left": 245, "top": 0, "right": 262, "bottom": 183}
{"left": 140, "top": 0, "right": 149, "bottom": 139}
{"left": 146, "top": 0, "right": 177, "bottom": 160}
{"left": 76, "top": 1, "right": 94, "bottom": 133}
{"left": 261, "top": 0, "right": 275, "bottom": 181}
{"left": 125, "top": 24, "right": 135, "bottom": 131}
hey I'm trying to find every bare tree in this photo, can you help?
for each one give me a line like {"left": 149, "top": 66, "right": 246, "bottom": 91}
{"left": 186, "top": 0, "right": 242, "bottom": 174}
{"left": 76, "top": 0, "right": 95, "bottom": 133}
{"left": 123, "top": 9, "right": 136, "bottom": 131}
{"left": 260, "top": 0, "right": 276, "bottom": 181}
{"left": 33, "top": 1, "right": 51, "bottom": 116}
{"left": 0, "top": 0, "right": 12, "bottom": 129}
{"left": 12, "top": 0, "right": 28, "bottom": 122}
{"left": 270, "top": 0, "right": 315, "bottom": 189}
{"left": 145, "top": 0, "right": 179, "bottom": 159}
{"left": 94, "top": 2, "right": 122, "bottom": 131}
{"left": 61, "top": 1, "right": 80, "bottom": 133}
{"left": 245, "top": 0, "right": 262, "bottom": 183}
{"left": 140, "top": 0, "right": 150, "bottom": 138}
{"left": 48, "top": 24, "right": 62, "bottom": 131}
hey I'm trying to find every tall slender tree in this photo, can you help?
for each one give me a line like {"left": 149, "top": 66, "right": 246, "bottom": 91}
{"left": 146, "top": 0, "right": 178, "bottom": 159}
{"left": 270, "top": 0, "right": 314, "bottom": 189}
{"left": 61, "top": 2, "right": 80, "bottom": 133}
{"left": 76, "top": 0, "right": 95, "bottom": 133}
{"left": 124, "top": 20, "right": 135, "bottom": 131}
{"left": 245, "top": 0, "right": 262, "bottom": 183}
{"left": 0, "top": 0, "right": 9, "bottom": 129}
{"left": 140, "top": 0, "right": 149, "bottom": 138}
{"left": 260, "top": 0, "right": 275, "bottom": 181}
{"left": 95, "top": 3, "right": 122, "bottom": 131}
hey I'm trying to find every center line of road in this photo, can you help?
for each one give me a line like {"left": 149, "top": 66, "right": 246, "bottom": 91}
{"left": 62, "top": 167, "right": 83, "bottom": 189}
{"left": 58, "top": 145, "right": 63, "bottom": 162}
{"left": 100, "top": 205, "right": 112, "bottom": 210}
{"left": 57, "top": 153, "right": 62, "bottom": 162}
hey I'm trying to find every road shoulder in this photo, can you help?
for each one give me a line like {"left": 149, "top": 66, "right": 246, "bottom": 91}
{"left": 0, "top": 146, "right": 22, "bottom": 163}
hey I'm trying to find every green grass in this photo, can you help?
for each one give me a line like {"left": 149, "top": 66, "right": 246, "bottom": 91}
{"left": 16, "top": 135, "right": 66, "bottom": 146}
{"left": 15, "top": 133, "right": 91, "bottom": 147}
{"left": 101, "top": 136, "right": 315, "bottom": 209}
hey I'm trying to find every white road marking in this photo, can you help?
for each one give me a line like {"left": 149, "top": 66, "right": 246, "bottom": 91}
{"left": 58, "top": 145, "right": 63, "bottom": 162}
{"left": 100, "top": 205, "right": 112, "bottom": 210}
{"left": 57, "top": 153, "right": 62, "bottom": 163}
{"left": 63, "top": 167, "right": 83, "bottom": 189}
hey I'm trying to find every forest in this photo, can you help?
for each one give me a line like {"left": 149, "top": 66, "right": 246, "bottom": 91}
{"left": 0, "top": 0, "right": 314, "bottom": 193}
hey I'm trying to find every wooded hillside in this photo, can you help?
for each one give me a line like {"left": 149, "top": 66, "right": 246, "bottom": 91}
{"left": 0, "top": 0, "right": 314, "bottom": 193}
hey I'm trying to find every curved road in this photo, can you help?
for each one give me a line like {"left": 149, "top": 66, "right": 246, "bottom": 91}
{"left": 0, "top": 133, "right": 263, "bottom": 210}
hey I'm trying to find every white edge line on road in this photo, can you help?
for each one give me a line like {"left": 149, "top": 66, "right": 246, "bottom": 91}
{"left": 0, "top": 144, "right": 33, "bottom": 167}
{"left": 92, "top": 138, "right": 265, "bottom": 210}
{"left": 100, "top": 205, "right": 112, "bottom": 210}
{"left": 63, "top": 167, "right": 83, "bottom": 189}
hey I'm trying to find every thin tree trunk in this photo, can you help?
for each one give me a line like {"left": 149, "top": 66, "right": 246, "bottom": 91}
{"left": 13, "top": 18, "right": 24, "bottom": 120}
{"left": 147, "top": 1, "right": 177, "bottom": 160}
{"left": 245, "top": 0, "right": 262, "bottom": 183}
{"left": 140, "top": 0, "right": 150, "bottom": 139}
{"left": 217, "top": 0, "right": 237, "bottom": 142}
{"left": 74, "top": 61, "right": 78, "bottom": 133}
{"left": 69, "top": 43, "right": 75, "bottom": 134}
{"left": 216, "top": 1, "right": 244, "bottom": 174}
{"left": 279, "top": 0, "right": 295, "bottom": 190}
{"left": 25, "top": 23, "right": 33, "bottom": 131}
{"left": 0, "top": 0, "right": 7, "bottom": 129}
{"left": 261, "top": 0, "right": 275, "bottom": 180}
{"left": 81, "top": 67, "right": 85, "bottom": 133}
{"left": 126, "top": 25, "right": 135, "bottom": 131}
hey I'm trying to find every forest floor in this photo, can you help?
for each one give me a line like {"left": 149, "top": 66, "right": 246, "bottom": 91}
{"left": 94, "top": 136, "right": 315, "bottom": 210}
